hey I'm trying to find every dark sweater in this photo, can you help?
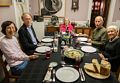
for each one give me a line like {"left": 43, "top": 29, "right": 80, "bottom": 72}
{"left": 18, "top": 24, "right": 39, "bottom": 55}
{"left": 103, "top": 38, "right": 120, "bottom": 72}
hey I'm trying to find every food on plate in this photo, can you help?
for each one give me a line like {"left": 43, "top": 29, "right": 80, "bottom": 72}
{"left": 84, "top": 63, "right": 96, "bottom": 73}
{"left": 100, "top": 60, "right": 111, "bottom": 76}
{"left": 84, "top": 59, "right": 111, "bottom": 76}
{"left": 92, "top": 59, "right": 100, "bottom": 73}
{"left": 65, "top": 50, "right": 83, "bottom": 59}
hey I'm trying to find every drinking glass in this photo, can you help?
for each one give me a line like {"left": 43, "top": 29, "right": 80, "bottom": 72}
{"left": 54, "top": 31, "right": 58, "bottom": 38}
{"left": 75, "top": 56, "right": 81, "bottom": 70}
{"left": 45, "top": 48, "right": 51, "bottom": 59}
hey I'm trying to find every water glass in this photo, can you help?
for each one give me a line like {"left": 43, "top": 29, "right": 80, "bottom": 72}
{"left": 54, "top": 31, "right": 58, "bottom": 38}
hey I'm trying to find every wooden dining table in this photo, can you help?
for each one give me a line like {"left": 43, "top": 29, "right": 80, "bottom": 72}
{"left": 17, "top": 38, "right": 119, "bottom": 83}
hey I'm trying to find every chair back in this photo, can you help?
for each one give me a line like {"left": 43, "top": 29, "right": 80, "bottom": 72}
{"left": 0, "top": 49, "right": 18, "bottom": 83}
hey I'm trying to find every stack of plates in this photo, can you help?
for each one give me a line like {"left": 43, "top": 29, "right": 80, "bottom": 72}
{"left": 77, "top": 37, "right": 88, "bottom": 42}
{"left": 41, "top": 38, "right": 53, "bottom": 43}
{"left": 35, "top": 46, "right": 51, "bottom": 53}
{"left": 81, "top": 46, "right": 97, "bottom": 53}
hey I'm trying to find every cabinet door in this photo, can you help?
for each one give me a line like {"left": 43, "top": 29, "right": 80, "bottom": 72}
{"left": 75, "top": 28, "right": 83, "bottom": 34}
{"left": 83, "top": 28, "right": 91, "bottom": 36}
{"left": 47, "top": 26, "right": 58, "bottom": 32}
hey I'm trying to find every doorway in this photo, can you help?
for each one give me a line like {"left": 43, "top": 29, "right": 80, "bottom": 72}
{"left": 90, "top": 0, "right": 111, "bottom": 28}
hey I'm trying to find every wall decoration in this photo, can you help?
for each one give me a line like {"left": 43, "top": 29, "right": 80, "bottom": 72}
{"left": 71, "top": 0, "right": 79, "bottom": 12}
{"left": 41, "top": 0, "right": 62, "bottom": 16}
{"left": 0, "top": 0, "right": 12, "bottom": 6}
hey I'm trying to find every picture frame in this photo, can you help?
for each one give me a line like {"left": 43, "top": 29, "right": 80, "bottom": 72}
{"left": 0, "top": 0, "right": 12, "bottom": 7}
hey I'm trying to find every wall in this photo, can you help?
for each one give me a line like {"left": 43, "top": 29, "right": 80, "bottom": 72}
{"left": 29, "top": 0, "right": 90, "bottom": 20}
{"left": 65, "top": 0, "right": 89, "bottom": 21}
{"left": 29, "top": 0, "right": 39, "bottom": 15}
{"left": 107, "top": 0, "right": 120, "bottom": 28}
{"left": 112, "top": 0, "right": 120, "bottom": 22}
{"left": 0, "top": 0, "right": 15, "bottom": 36}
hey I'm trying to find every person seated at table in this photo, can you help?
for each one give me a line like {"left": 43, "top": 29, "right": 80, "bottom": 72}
{"left": 99, "top": 25, "right": 120, "bottom": 78}
{"left": 18, "top": 12, "right": 40, "bottom": 55}
{"left": 60, "top": 18, "right": 74, "bottom": 34}
{"left": 88, "top": 16, "right": 108, "bottom": 51}
{"left": 0, "top": 21, "right": 39, "bottom": 75}
{"left": 59, "top": 18, "right": 74, "bottom": 45}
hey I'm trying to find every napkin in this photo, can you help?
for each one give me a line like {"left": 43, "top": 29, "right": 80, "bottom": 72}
{"left": 43, "top": 68, "right": 53, "bottom": 82}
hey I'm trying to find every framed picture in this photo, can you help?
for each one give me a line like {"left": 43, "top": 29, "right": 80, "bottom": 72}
{"left": 0, "top": 0, "right": 12, "bottom": 6}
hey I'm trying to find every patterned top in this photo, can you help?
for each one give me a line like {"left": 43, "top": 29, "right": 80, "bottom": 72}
{"left": 0, "top": 36, "right": 29, "bottom": 67}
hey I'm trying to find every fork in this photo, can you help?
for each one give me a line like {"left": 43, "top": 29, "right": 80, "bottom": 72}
{"left": 52, "top": 69, "right": 55, "bottom": 82}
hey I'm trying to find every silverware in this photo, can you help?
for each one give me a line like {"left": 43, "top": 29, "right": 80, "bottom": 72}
{"left": 43, "top": 67, "right": 52, "bottom": 82}
{"left": 52, "top": 69, "right": 55, "bottom": 82}
{"left": 79, "top": 68, "right": 85, "bottom": 81}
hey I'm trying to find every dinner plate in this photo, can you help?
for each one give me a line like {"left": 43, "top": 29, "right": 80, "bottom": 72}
{"left": 84, "top": 64, "right": 110, "bottom": 79}
{"left": 56, "top": 67, "right": 79, "bottom": 82}
{"left": 77, "top": 37, "right": 88, "bottom": 42}
{"left": 64, "top": 49, "right": 84, "bottom": 59}
{"left": 41, "top": 38, "right": 53, "bottom": 43}
{"left": 35, "top": 46, "right": 51, "bottom": 53}
{"left": 81, "top": 46, "right": 97, "bottom": 53}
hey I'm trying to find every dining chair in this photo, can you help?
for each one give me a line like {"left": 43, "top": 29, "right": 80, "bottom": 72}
{"left": 115, "top": 66, "right": 120, "bottom": 80}
{"left": 0, "top": 50, "right": 19, "bottom": 83}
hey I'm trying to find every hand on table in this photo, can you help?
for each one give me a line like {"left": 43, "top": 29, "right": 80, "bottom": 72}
{"left": 98, "top": 53, "right": 108, "bottom": 61}
{"left": 29, "top": 55, "right": 39, "bottom": 60}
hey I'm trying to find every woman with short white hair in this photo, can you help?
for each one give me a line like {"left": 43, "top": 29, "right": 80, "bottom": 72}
{"left": 99, "top": 25, "right": 120, "bottom": 78}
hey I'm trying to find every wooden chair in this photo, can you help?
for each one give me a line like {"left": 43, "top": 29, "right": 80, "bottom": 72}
{"left": 115, "top": 66, "right": 120, "bottom": 80}
{"left": 0, "top": 50, "right": 19, "bottom": 83}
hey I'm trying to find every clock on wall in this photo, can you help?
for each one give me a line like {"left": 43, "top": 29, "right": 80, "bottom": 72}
{"left": 71, "top": 0, "right": 79, "bottom": 12}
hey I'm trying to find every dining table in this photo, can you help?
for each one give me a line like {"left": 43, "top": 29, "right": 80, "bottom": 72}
{"left": 17, "top": 37, "right": 119, "bottom": 83}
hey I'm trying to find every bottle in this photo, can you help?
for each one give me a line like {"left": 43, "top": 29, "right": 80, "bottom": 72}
{"left": 53, "top": 38, "right": 58, "bottom": 52}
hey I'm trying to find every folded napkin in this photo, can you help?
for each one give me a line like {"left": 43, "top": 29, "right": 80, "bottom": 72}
{"left": 43, "top": 68, "right": 53, "bottom": 82}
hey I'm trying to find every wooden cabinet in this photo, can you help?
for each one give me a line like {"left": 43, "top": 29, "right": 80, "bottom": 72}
{"left": 45, "top": 25, "right": 59, "bottom": 36}
{"left": 46, "top": 25, "right": 59, "bottom": 32}
{"left": 45, "top": 25, "right": 93, "bottom": 36}
{"left": 75, "top": 27, "right": 92, "bottom": 36}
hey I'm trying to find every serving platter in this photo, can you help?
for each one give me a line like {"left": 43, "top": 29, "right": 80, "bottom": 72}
{"left": 64, "top": 49, "right": 84, "bottom": 59}
{"left": 84, "top": 64, "right": 110, "bottom": 79}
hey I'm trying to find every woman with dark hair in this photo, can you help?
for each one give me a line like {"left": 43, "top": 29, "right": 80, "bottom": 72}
{"left": 0, "top": 21, "right": 39, "bottom": 75}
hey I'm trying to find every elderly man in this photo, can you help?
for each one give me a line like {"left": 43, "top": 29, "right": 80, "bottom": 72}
{"left": 18, "top": 13, "right": 39, "bottom": 55}
{"left": 88, "top": 16, "right": 108, "bottom": 51}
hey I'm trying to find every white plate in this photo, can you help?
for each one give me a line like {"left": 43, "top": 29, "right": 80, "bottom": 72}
{"left": 56, "top": 67, "right": 79, "bottom": 82}
{"left": 77, "top": 37, "right": 88, "bottom": 42}
{"left": 49, "top": 62, "right": 58, "bottom": 67}
{"left": 41, "top": 38, "right": 53, "bottom": 43}
{"left": 35, "top": 46, "right": 51, "bottom": 53}
{"left": 81, "top": 46, "right": 97, "bottom": 53}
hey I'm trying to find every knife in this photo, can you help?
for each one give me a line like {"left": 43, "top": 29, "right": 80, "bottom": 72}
{"left": 52, "top": 69, "right": 55, "bottom": 82}
{"left": 79, "top": 68, "right": 85, "bottom": 81}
